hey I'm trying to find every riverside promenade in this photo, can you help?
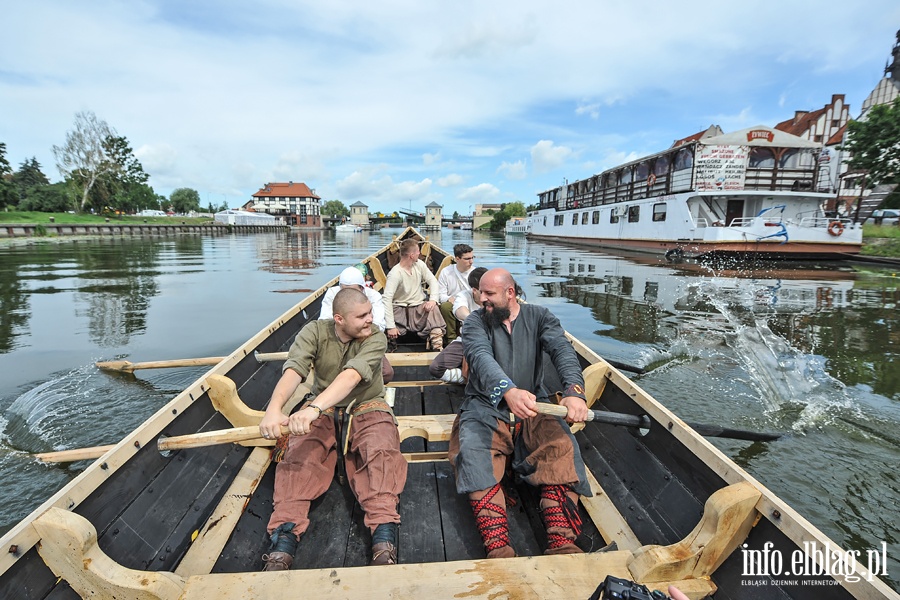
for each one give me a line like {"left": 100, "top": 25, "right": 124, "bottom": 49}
{"left": 0, "top": 222, "right": 288, "bottom": 238}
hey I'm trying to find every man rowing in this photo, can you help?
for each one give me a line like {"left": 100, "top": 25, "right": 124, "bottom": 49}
{"left": 449, "top": 268, "right": 592, "bottom": 558}
{"left": 259, "top": 287, "right": 406, "bottom": 570}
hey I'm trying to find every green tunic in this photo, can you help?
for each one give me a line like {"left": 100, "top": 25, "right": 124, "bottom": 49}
{"left": 283, "top": 320, "right": 386, "bottom": 409}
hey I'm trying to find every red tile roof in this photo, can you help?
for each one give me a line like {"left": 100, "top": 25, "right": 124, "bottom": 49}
{"left": 671, "top": 125, "right": 724, "bottom": 148}
{"left": 826, "top": 124, "right": 847, "bottom": 146}
{"left": 252, "top": 182, "right": 320, "bottom": 199}
{"left": 775, "top": 107, "right": 826, "bottom": 136}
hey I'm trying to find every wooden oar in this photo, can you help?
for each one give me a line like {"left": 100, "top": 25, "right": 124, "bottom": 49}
{"left": 95, "top": 353, "right": 292, "bottom": 372}
{"left": 95, "top": 351, "right": 436, "bottom": 373}
{"left": 34, "top": 445, "right": 116, "bottom": 463}
{"left": 534, "top": 404, "right": 782, "bottom": 442}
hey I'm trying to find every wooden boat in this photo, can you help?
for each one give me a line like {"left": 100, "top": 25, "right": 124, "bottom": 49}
{"left": 1, "top": 227, "right": 896, "bottom": 599}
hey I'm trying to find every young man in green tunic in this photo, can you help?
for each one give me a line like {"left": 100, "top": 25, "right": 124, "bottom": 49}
{"left": 258, "top": 288, "right": 406, "bottom": 570}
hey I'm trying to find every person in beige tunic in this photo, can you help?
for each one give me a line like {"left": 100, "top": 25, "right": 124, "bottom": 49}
{"left": 383, "top": 238, "right": 446, "bottom": 351}
{"left": 258, "top": 288, "right": 406, "bottom": 570}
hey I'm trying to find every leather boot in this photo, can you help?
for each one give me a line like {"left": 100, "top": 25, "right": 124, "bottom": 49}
{"left": 371, "top": 522, "right": 399, "bottom": 565}
{"left": 540, "top": 485, "right": 583, "bottom": 555}
{"left": 469, "top": 484, "right": 515, "bottom": 558}
{"left": 262, "top": 522, "right": 298, "bottom": 571}
{"left": 428, "top": 328, "right": 444, "bottom": 352}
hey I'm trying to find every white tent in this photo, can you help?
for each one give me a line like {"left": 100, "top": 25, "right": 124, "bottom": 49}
{"left": 699, "top": 125, "right": 821, "bottom": 148}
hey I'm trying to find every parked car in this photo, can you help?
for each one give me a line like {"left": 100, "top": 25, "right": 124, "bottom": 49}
{"left": 137, "top": 209, "right": 167, "bottom": 217}
{"left": 865, "top": 209, "right": 900, "bottom": 226}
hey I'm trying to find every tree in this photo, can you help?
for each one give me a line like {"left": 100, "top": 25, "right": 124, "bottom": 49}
{"left": 170, "top": 188, "right": 201, "bottom": 214}
{"left": 487, "top": 201, "right": 527, "bottom": 231}
{"left": 452, "top": 210, "right": 460, "bottom": 220}
{"left": 0, "top": 143, "right": 16, "bottom": 209}
{"left": 52, "top": 111, "right": 117, "bottom": 211}
{"left": 17, "top": 182, "right": 72, "bottom": 212}
{"left": 843, "top": 97, "right": 900, "bottom": 207}
{"left": 91, "top": 135, "right": 150, "bottom": 213}
{"left": 322, "top": 199, "right": 349, "bottom": 218}
{"left": 12, "top": 157, "right": 50, "bottom": 205}
{"left": 504, "top": 201, "right": 526, "bottom": 217}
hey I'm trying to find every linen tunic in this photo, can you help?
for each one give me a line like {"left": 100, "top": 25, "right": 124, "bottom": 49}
{"left": 382, "top": 260, "right": 440, "bottom": 330}
{"left": 283, "top": 320, "right": 385, "bottom": 409}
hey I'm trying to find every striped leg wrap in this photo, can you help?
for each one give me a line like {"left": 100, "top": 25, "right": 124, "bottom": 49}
{"left": 469, "top": 484, "right": 510, "bottom": 553}
{"left": 540, "top": 484, "right": 583, "bottom": 550}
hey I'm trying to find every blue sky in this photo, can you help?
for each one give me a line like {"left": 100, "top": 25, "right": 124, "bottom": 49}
{"left": 2, "top": 1, "right": 899, "bottom": 216}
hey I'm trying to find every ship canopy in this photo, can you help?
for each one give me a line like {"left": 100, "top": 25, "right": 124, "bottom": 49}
{"left": 699, "top": 125, "right": 821, "bottom": 148}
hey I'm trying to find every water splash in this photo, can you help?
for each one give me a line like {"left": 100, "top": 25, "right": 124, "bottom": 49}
{"left": 5, "top": 364, "right": 98, "bottom": 450}
{"left": 675, "top": 278, "right": 858, "bottom": 430}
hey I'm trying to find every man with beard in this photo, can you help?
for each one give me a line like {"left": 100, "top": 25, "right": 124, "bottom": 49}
{"left": 448, "top": 268, "right": 591, "bottom": 558}
{"left": 259, "top": 288, "right": 406, "bottom": 570}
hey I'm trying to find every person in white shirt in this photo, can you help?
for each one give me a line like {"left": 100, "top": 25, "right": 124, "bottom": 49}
{"left": 320, "top": 266, "right": 393, "bottom": 382}
{"left": 321, "top": 267, "right": 386, "bottom": 329}
{"left": 383, "top": 239, "right": 446, "bottom": 351}
{"left": 429, "top": 267, "right": 487, "bottom": 383}
{"left": 437, "top": 244, "right": 475, "bottom": 344}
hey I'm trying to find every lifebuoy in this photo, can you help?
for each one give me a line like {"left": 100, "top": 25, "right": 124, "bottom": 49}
{"left": 647, "top": 173, "right": 657, "bottom": 186}
{"left": 827, "top": 220, "right": 844, "bottom": 236}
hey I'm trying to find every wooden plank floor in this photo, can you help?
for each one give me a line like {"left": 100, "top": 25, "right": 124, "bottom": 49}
{"left": 211, "top": 343, "right": 605, "bottom": 573}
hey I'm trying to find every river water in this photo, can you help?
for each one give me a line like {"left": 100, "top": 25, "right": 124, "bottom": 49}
{"left": 0, "top": 229, "right": 897, "bottom": 588}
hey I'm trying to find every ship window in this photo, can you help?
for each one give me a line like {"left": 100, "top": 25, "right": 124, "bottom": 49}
{"left": 610, "top": 210, "right": 620, "bottom": 224}
{"left": 654, "top": 156, "right": 670, "bottom": 175}
{"left": 554, "top": 215, "right": 564, "bottom": 226}
{"left": 619, "top": 168, "right": 633, "bottom": 185}
{"left": 635, "top": 162, "right": 649, "bottom": 182}
{"left": 592, "top": 211, "right": 600, "bottom": 224}
{"left": 779, "top": 149, "right": 801, "bottom": 168}
{"left": 673, "top": 148, "right": 693, "bottom": 171}
{"left": 572, "top": 213, "right": 579, "bottom": 225}
{"left": 628, "top": 205, "right": 640, "bottom": 222}
{"left": 652, "top": 203, "right": 667, "bottom": 222}
{"left": 749, "top": 148, "right": 775, "bottom": 168}
{"left": 601, "top": 174, "right": 610, "bottom": 188}
{"left": 582, "top": 212, "right": 589, "bottom": 225}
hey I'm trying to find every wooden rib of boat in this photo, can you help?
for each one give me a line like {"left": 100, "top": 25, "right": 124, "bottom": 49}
{"left": 1, "top": 227, "right": 896, "bottom": 600}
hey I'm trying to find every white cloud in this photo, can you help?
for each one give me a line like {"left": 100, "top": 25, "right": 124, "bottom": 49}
{"left": 458, "top": 183, "right": 500, "bottom": 203}
{"left": 335, "top": 169, "right": 434, "bottom": 207}
{"left": 497, "top": 160, "right": 527, "bottom": 180}
{"left": 575, "top": 102, "right": 601, "bottom": 119}
{"left": 134, "top": 143, "right": 177, "bottom": 176}
{"left": 423, "top": 152, "right": 440, "bottom": 165}
{"left": 531, "top": 140, "right": 573, "bottom": 174}
{"left": 437, "top": 173, "right": 464, "bottom": 187}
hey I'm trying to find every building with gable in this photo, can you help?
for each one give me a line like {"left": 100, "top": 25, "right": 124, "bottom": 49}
{"left": 774, "top": 94, "right": 850, "bottom": 198}
{"left": 349, "top": 201, "right": 370, "bottom": 227}
{"left": 244, "top": 182, "right": 323, "bottom": 228}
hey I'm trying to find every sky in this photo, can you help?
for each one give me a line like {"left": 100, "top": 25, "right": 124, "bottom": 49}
{"left": 2, "top": 1, "right": 899, "bottom": 217}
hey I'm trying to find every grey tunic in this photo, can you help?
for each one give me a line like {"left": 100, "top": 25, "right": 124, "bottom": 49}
{"left": 452, "top": 304, "right": 590, "bottom": 496}
{"left": 461, "top": 303, "right": 585, "bottom": 415}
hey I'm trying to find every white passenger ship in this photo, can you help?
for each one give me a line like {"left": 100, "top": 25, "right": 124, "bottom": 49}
{"left": 527, "top": 126, "right": 862, "bottom": 260}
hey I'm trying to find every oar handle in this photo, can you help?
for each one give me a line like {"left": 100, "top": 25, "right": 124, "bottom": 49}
{"left": 533, "top": 403, "right": 652, "bottom": 428}
{"left": 534, "top": 403, "right": 780, "bottom": 441}
{"left": 158, "top": 425, "right": 286, "bottom": 452}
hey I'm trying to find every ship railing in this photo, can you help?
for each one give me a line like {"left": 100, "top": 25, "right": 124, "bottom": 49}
{"left": 798, "top": 216, "right": 855, "bottom": 228}
{"left": 728, "top": 216, "right": 787, "bottom": 228}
